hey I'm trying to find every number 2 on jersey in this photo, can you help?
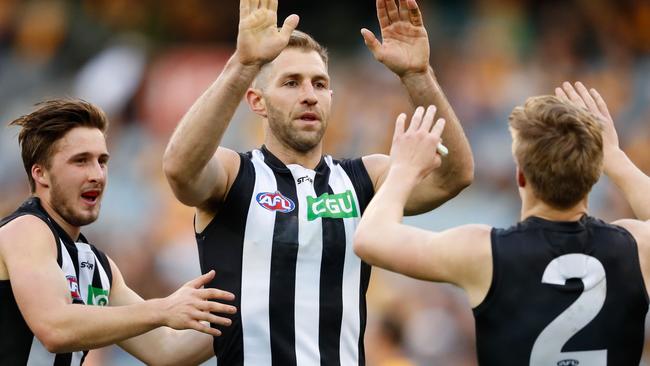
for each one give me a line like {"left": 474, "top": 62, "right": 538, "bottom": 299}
{"left": 530, "top": 254, "right": 607, "bottom": 366}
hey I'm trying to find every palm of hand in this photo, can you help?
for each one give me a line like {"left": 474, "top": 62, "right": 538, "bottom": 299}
{"left": 238, "top": 9, "right": 285, "bottom": 65}
{"left": 379, "top": 23, "right": 430, "bottom": 76}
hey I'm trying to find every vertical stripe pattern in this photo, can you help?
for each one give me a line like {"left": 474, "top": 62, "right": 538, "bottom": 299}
{"left": 209, "top": 149, "right": 374, "bottom": 366}
{"left": 240, "top": 150, "right": 277, "bottom": 365}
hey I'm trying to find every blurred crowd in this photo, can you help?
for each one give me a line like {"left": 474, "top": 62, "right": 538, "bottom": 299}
{"left": 0, "top": 0, "right": 648, "bottom": 365}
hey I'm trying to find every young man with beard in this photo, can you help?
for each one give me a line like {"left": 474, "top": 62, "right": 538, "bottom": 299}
{"left": 0, "top": 99, "right": 237, "bottom": 365}
{"left": 163, "top": 0, "right": 473, "bottom": 364}
{"left": 354, "top": 82, "right": 650, "bottom": 365}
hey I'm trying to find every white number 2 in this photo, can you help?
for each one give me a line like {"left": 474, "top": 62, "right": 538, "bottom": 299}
{"left": 530, "top": 254, "right": 608, "bottom": 366}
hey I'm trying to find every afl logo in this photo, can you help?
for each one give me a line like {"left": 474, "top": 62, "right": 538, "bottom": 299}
{"left": 256, "top": 191, "right": 295, "bottom": 213}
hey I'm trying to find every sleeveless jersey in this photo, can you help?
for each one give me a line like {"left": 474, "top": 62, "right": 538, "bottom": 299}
{"left": 0, "top": 197, "right": 113, "bottom": 366}
{"left": 474, "top": 215, "right": 648, "bottom": 366}
{"left": 197, "top": 146, "right": 375, "bottom": 366}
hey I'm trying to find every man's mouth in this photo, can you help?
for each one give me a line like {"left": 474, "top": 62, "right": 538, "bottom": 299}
{"left": 297, "top": 112, "right": 319, "bottom": 122}
{"left": 80, "top": 190, "right": 101, "bottom": 205}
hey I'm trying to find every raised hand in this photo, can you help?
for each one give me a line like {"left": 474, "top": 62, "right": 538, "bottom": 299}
{"left": 555, "top": 81, "right": 620, "bottom": 169}
{"left": 159, "top": 270, "right": 237, "bottom": 336}
{"left": 237, "top": 0, "right": 299, "bottom": 66}
{"left": 390, "top": 105, "right": 446, "bottom": 181}
{"left": 361, "top": 0, "right": 430, "bottom": 77}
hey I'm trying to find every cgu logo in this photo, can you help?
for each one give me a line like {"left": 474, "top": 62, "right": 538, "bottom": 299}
{"left": 557, "top": 360, "right": 579, "bottom": 366}
{"left": 256, "top": 191, "right": 295, "bottom": 213}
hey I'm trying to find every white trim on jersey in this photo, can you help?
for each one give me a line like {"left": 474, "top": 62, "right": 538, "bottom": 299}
{"left": 325, "top": 156, "right": 362, "bottom": 366}
{"left": 287, "top": 164, "right": 323, "bottom": 366}
{"left": 240, "top": 149, "right": 276, "bottom": 365}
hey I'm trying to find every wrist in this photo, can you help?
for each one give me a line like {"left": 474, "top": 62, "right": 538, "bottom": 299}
{"left": 400, "top": 66, "right": 434, "bottom": 84}
{"left": 603, "top": 148, "right": 628, "bottom": 175}
{"left": 146, "top": 298, "right": 168, "bottom": 328}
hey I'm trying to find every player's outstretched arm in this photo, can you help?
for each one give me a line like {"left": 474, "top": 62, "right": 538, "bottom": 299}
{"left": 0, "top": 216, "right": 235, "bottom": 355}
{"left": 556, "top": 81, "right": 650, "bottom": 221}
{"left": 163, "top": 0, "right": 299, "bottom": 209}
{"left": 354, "top": 107, "right": 491, "bottom": 306}
{"left": 113, "top": 257, "right": 235, "bottom": 365}
{"left": 361, "top": 0, "right": 473, "bottom": 215}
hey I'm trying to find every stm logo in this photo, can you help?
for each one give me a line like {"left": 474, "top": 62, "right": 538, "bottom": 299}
{"left": 80, "top": 261, "right": 94, "bottom": 270}
{"left": 256, "top": 191, "right": 295, "bottom": 213}
{"left": 557, "top": 360, "right": 579, "bottom": 366}
{"left": 297, "top": 176, "right": 313, "bottom": 184}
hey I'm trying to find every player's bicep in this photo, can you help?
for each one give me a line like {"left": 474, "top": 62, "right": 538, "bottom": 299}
{"left": 168, "top": 147, "right": 241, "bottom": 208}
{"left": 1, "top": 216, "right": 71, "bottom": 337}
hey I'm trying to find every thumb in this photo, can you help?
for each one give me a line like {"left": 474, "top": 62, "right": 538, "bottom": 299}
{"left": 185, "top": 270, "right": 216, "bottom": 289}
{"left": 279, "top": 14, "right": 300, "bottom": 40}
{"left": 360, "top": 28, "right": 381, "bottom": 57}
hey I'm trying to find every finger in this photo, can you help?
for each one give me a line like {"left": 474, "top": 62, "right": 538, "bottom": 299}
{"left": 361, "top": 28, "right": 382, "bottom": 57}
{"left": 185, "top": 270, "right": 216, "bottom": 289}
{"left": 198, "top": 288, "right": 236, "bottom": 301}
{"left": 269, "top": 0, "right": 277, "bottom": 13}
{"left": 260, "top": 0, "right": 269, "bottom": 10}
{"left": 376, "top": 0, "right": 391, "bottom": 28}
{"left": 420, "top": 105, "right": 437, "bottom": 132}
{"left": 240, "top": 0, "right": 251, "bottom": 17}
{"left": 385, "top": 0, "right": 400, "bottom": 25}
{"left": 555, "top": 87, "right": 570, "bottom": 104}
{"left": 408, "top": 106, "right": 426, "bottom": 132}
{"left": 393, "top": 113, "right": 407, "bottom": 141}
{"left": 431, "top": 118, "right": 446, "bottom": 140}
{"left": 574, "top": 82, "right": 599, "bottom": 114}
{"left": 407, "top": 0, "right": 424, "bottom": 27}
{"left": 561, "top": 81, "right": 587, "bottom": 109}
{"left": 190, "top": 321, "right": 221, "bottom": 337}
{"left": 279, "top": 14, "right": 299, "bottom": 40}
{"left": 251, "top": 0, "right": 260, "bottom": 10}
{"left": 205, "top": 313, "right": 235, "bottom": 327}
{"left": 589, "top": 88, "right": 612, "bottom": 121}
{"left": 200, "top": 300, "right": 238, "bottom": 315}
{"left": 398, "top": 0, "right": 409, "bottom": 22}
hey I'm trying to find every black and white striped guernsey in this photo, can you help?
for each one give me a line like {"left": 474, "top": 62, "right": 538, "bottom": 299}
{"left": 0, "top": 197, "right": 113, "bottom": 366}
{"left": 197, "top": 146, "right": 375, "bottom": 366}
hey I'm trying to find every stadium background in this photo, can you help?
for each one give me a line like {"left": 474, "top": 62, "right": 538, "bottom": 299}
{"left": 0, "top": 0, "right": 648, "bottom": 364}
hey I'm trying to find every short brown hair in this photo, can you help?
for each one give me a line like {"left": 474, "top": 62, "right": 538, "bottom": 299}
{"left": 286, "top": 30, "right": 328, "bottom": 66}
{"left": 509, "top": 95, "right": 603, "bottom": 209}
{"left": 8, "top": 99, "right": 109, "bottom": 192}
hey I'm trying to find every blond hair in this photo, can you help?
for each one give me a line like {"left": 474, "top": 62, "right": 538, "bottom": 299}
{"left": 509, "top": 95, "right": 603, "bottom": 209}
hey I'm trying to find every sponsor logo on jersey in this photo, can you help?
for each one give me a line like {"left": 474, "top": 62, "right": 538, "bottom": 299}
{"left": 307, "top": 190, "right": 358, "bottom": 221}
{"left": 87, "top": 285, "right": 109, "bottom": 306}
{"left": 80, "top": 261, "right": 94, "bottom": 270}
{"left": 557, "top": 360, "right": 579, "bottom": 366}
{"left": 66, "top": 275, "right": 82, "bottom": 301}
{"left": 297, "top": 176, "right": 313, "bottom": 184}
{"left": 256, "top": 191, "right": 295, "bottom": 213}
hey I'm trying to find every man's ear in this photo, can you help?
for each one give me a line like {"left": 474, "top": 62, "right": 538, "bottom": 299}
{"left": 516, "top": 167, "right": 526, "bottom": 188}
{"left": 246, "top": 88, "right": 267, "bottom": 118}
{"left": 32, "top": 164, "right": 49, "bottom": 189}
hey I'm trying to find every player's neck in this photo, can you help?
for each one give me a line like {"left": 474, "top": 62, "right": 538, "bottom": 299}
{"left": 264, "top": 139, "right": 323, "bottom": 170}
{"left": 35, "top": 193, "right": 81, "bottom": 240}
{"left": 520, "top": 196, "right": 588, "bottom": 222}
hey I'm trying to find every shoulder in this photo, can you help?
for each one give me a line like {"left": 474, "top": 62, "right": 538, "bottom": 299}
{"left": 0, "top": 215, "right": 58, "bottom": 270}
{"left": 611, "top": 218, "right": 650, "bottom": 249}
{"left": 360, "top": 153, "right": 389, "bottom": 186}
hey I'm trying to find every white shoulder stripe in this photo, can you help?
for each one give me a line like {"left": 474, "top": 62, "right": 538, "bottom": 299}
{"left": 241, "top": 149, "right": 275, "bottom": 365}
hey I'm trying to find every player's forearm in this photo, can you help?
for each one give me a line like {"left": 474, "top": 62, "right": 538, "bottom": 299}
{"left": 355, "top": 168, "right": 417, "bottom": 263}
{"left": 400, "top": 68, "right": 474, "bottom": 190}
{"left": 119, "top": 327, "right": 214, "bottom": 366}
{"left": 163, "top": 53, "right": 261, "bottom": 183}
{"left": 36, "top": 299, "right": 165, "bottom": 353}
{"left": 605, "top": 149, "right": 650, "bottom": 220}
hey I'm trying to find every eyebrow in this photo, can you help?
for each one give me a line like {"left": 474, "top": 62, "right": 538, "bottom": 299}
{"left": 278, "top": 72, "right": 330, "bottom": 82}
{"left": 67, "top": 152, "right": 111, "bottom": 161}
